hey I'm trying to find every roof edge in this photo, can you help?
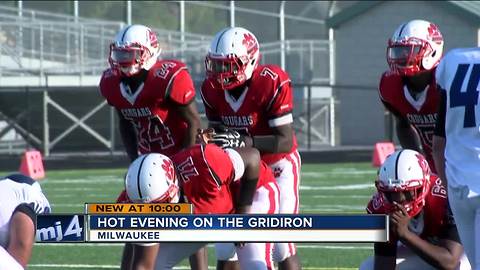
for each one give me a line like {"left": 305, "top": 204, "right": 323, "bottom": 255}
{"left": 440, "top": 1, "right": 480, "bottom": 25}
{"left": 327, "top": 1, "right": 480, "bottom": 29}
{"left": 326, "top": 1, "right": 383, "bottom": 29}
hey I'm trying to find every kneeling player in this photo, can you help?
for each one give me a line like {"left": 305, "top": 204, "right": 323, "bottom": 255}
{"left": 0, "top": 174, "right": 51, "bottom": 270}
{"left": 359, "top": 150, "right": 469, "bottom": 270}
{"left": 118, "top": 143, "right": 279, "bottom": 270}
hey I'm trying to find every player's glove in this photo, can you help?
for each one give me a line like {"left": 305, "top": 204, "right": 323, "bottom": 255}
{"left": 210, "top": 126, "right": 249, "bottom": 149}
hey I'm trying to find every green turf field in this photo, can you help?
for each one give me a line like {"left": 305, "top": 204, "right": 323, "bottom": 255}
{"left": 27, "top": 162, "right": 378, "bottom": 270}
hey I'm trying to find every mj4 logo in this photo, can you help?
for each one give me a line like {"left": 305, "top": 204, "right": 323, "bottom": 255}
{"left": 36, "top": 215, "right": 83, "bottom": 242}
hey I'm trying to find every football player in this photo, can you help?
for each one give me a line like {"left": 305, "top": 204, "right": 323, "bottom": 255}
{"left": 433, "top": 47, "right": 480, "bottom": 269}
{"left": 379, "top": 20, "right": 444, "bottom": 173}
{"left": 201, "top": 27, "right": 301, "bottom": 270}
{"left": 0, "top": 174, "right": 51, "bottom": 270}
{"left": 117, "top": 141, "right": 279, "bottom": 270}
{"left": 359, "top": 150, "right": 470, "bottom": 270}
{"left": 99, "top": 24, "right": 205, "bottom": 270}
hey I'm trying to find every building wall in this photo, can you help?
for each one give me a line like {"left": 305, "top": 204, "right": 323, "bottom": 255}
{"left": 334, "top": 1, "right": 477, "bottom": 145}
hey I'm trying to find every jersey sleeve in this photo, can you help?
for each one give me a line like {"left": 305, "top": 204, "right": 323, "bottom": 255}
{"left": 98, "top": 69, "right": 115, "bottom": 106}
{"left": 434, "top": 87, "right": 447, "bottom": 137}
{"left": 13, "top": 203, "right": 37, "bottom": 227}
{"left": 116, "top": 190, "right": 131, "bottom": 203}
{"left": 366, "top": 193, "right": 385, "bottom": 214}
{"left": 266, "top": 75, "right": 294, "bottom": 127}
{"left": 200, "top": 82, "right": 222, "bottom": 124}
{"left": 204, "top": 144, "right": 235, "bottom": 185}
{"left": 435, "top": 54, "right": 448, "bottom": 90}
{"left": 378, "top": 72, "right": 402, "bottom": 117}
{"left": 439, "top": 203, "right": 461, "bottom": 243}
{"left": 166, "top": 69, "right": 196, "bottom": 105}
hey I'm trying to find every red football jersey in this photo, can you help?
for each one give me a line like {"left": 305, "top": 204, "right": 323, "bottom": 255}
{"left": 367, "top": 174, "right": 452, "bottom": 242}
{"left": 116, "top": 189, "right": 129, "bottom": 203}
{"left": 201, "top": 64, "right": 298, "bottom": 165}
{"left": 100, "top": 59, "right": 196, "bottom": 157}
{"left": 116, "top": 144, "right": 275, "bottom": 214}
{"left": 171, "top": 144, "right": 235, "bottom": 214}
{"left": 379, "top": 70, "right": 440, "bottom": 173}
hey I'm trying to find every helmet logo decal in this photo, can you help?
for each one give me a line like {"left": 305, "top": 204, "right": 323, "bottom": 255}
{"left": 415, "top": 153, "right": 430, "bottom": 177}
{"left": 242, "top": 33, "right": 258, "bottom": 59}
{"left": 147, "top": 29, "right": 158, "bottom": 47}
{"left": 162, "top": 159, "right": 175, "bottom": 182}
{"left": 427, "top": 23, "right": 443, "bottom": 45}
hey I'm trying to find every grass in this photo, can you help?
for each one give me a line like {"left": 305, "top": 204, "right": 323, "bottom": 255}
{"left": 26, "top": 162, "right": 378, "bottom": 269}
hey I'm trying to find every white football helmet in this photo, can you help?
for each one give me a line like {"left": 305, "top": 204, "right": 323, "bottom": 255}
{"left": 387, "top": 20, "right": 444, "bottom": 76}
{"left": 125, "top": 153, "right": 179, "bottom": 203}
{"left": 375, "top": 149, "right": 431, "bottom": 217}
{"left": 205, "top": 27, "right": 260, "bottom": 90}
{"left": 109, "top": 24, "right": 161, "bottom": 77}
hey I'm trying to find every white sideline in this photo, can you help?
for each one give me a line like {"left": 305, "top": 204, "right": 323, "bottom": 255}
{"left": 34, "top": 243, "right": 372, "bottom": 250}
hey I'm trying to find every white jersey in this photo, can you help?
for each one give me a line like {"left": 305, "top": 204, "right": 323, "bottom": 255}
{"left": 0, "top": 174, "right": 51, "bottom": 248}
{"left": 435, "top": 47, "right": 480, "bottom": 192}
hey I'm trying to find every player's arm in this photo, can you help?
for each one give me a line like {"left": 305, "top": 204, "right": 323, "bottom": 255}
{"left": 117, "top": 109, "right": 139, "bottom": 161}
{"left": 433, "top": 87, "right": 447, "bottom": 183}
{"left": 373, "top": 242, "right": 397, "bottom": 270}
{"left": 383, "top": 101, "right": 423, "bottom": 152}
{"left": 175, "top": 100, "right": 201, "bottom": 148}
{"left": 130, "top": 244, "right": 159, "bottom": 270}
{"left": 232, "top": 147, "right": 261, "bottom": 214}
{"left": 251, "top": 123, "right": 293, "bottom": 153}
{"left": 395, "top": 202, "right": 463, "bottom": 270}
{"left": 7, "top": 204, "right": 36, "bottom": 268}
{"left": 259, "top": 80, "right": 295, "bottom": 153}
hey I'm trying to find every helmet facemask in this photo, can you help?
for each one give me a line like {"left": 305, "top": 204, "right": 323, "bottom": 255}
{"left": 375, "top": 149, "right": 432, "bottom": 218}
{"left": 205, "top": 53, "right": 250, "bottom": 90}
{"left": 376, "top": 178, "right": 428, "bottom": 217}
{"left": 387, "top": 37, "right": 433, "bottom": 76}
{"left": 205, "top": 27, "right": 260, "bottom": 91}
{"left": 109, "top": 25, "right": 161, "bottom": 77}
{"left": 386, "top": 20, "right": 443, "bottom": 77}
{"left": 149, "top": 175, "right": 180, "bottom": 204}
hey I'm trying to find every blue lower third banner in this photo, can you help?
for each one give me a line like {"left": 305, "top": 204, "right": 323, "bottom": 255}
{"left": 36, "top": 215, "right": 85, "bottom": 242}
{"left": 88, "top": 214, "right": 388, "bottom": 243}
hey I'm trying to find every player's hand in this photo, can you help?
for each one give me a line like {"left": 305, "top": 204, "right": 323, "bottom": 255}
{"left": 210, "top": 126, "right": 251, "bottom": 148}
{"left": 196, "top": 128, "right": 215, "bottom": 145}
{"left": 390, "top": 202, "right": 411, "bottom": 239}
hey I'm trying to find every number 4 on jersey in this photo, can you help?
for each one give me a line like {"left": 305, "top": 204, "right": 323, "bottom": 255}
{"left": 449, "top": 63, "right": 480, "bottom": 128}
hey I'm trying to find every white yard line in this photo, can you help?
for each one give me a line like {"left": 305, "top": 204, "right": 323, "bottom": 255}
{"left": 29, "top": 264, "right": 118, "bottom": 269}
{"left": 29, "top": 264, "right": 356, "bottom": 270}
{"left": 300, "top": 183, "right": 373, "bottom": 190}
{"left": 310, "top": 194, "right": 371, "bottom": 199}
{"left": 301, "top": 170, "right": 375, "bottom": 177}
{"left": 35, "top": 243, "right": 370, "bottom": 249}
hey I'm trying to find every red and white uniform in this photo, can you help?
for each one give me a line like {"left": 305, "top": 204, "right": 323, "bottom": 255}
{"left": 202, "top": 64, "right": 297, "bottom": 165}
{"left": 202, "top": 64, "right": 300, "bottom": 261}
{"left": 360, "top": 175, "right": 470, "bottom": 270}
{"left": 379, "top": 71, "right": 440, "bottom": 173}
{"left": 117, "top": 144, "right": 279, "bottom": 270}
{"left": 100, "top": 59, "right": 196, "bottom": 157}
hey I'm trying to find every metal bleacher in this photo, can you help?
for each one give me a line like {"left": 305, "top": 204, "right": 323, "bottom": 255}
{"left": 0, "top": 5, "right": 336, "bottom": 159}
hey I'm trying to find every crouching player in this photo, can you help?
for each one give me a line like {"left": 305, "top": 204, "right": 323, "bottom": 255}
{"left": 0, "top": 174, "right": 51, "bottom": 270}
{"left": 118, "top": 141, "right": 279, "bottom": 270}
{"left": 359, "top": 150, "right": 469, "bottom": 270}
